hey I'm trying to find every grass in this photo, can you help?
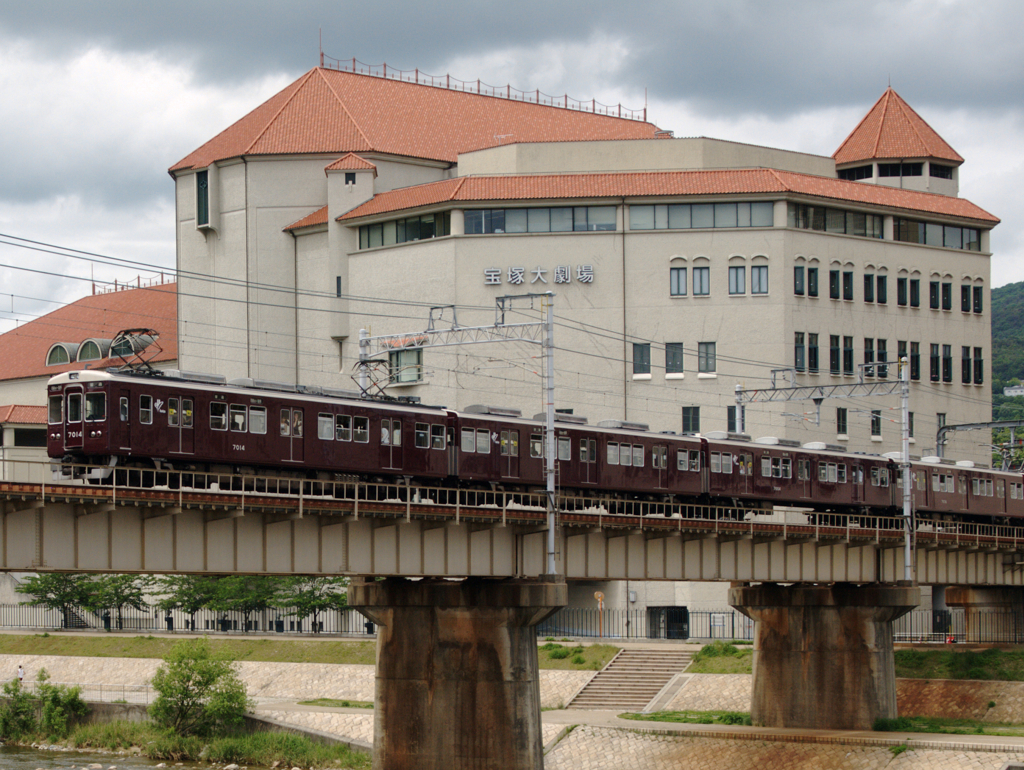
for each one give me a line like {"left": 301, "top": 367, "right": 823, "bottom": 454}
{"left": 894, "top": 648, "right": 1024, "bottom": 681}
{"left": 299, "top": 698, "right": 374, "bottom": 709}
{"left": 67, "top": 721, "right": 371, "bottom": 768}
{"left": 621, "top": 709, "right": 751, "bottom": 726}
{"left": 537, "top": 642, "right": 618, "bottom": 671}
{"left": 0, "top": 632, "right": 616, "bottom": 671}
{"left": 874, "top": 714, "right": 1024, "bottom": 737}
{"left": 686, "top": 641, "right": 753, "bottom": 675}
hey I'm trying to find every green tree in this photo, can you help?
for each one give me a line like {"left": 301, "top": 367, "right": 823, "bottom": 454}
{"left": 149, "top": 637, "right": 251, "bottom": 736}
{"left": 92, "top": 574, "right": 149, "bottom": 630}
{"left": 153, "top": 574, "right": 220, "bottom": 631}
{"left": 0, "top": 678, "right": 36, "bottom": 740}
{"left": 276, "top": 576, "right": 349, "bottom": 633}
{"left": 34, "top": 668, "right": 87, "bottom": 739}
{"left": 16, "top": 573, "right": 94, "bottom": 629}
{"left": 212, "top": 576, "right": 284, "bottom": 632}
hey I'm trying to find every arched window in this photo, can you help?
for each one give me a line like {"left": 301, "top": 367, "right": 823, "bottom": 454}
{"left": 78, "top": 341, "right": 101, "bottom": 361}
{"left": 46, "top": 344, "right": 73, "bottom": 366}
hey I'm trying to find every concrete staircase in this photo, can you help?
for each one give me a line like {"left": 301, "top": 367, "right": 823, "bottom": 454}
{"left": 567, "top": 648, "right": 692, "bottom": 711}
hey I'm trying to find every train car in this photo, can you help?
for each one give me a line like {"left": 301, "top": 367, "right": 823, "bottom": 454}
{"left": 904, "top": 457, "right": 1024, "bottom": 523}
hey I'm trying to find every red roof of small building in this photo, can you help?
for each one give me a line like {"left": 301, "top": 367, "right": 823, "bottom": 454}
{"left": 0, "top": 405, "right": 47, "bottom": 425}
{"left": 833, "top": 88, "right": 963, "bottom": 166}
{"left": 285, "top": 206, "right": 329, "bottom": 231}
{"left": 338, "top": 169, "right": 997, "bottom": 223}
{"left": 0, "top": 283, "right": 178, "bottom": 382}
{"left": 325, "top": 153, "right": 377, "bottom": 172}
{"left": 170, "top": 67, "right": 660, "bottom": 172}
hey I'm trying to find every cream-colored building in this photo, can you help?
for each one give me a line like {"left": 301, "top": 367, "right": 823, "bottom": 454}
{"left": 171, "top": 71, "right": 997, "bottom": 470}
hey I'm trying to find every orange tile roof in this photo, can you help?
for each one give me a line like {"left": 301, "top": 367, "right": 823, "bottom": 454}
{"left": 325, "top": 153, "right": 377, "bottom": 172}
{"left": 0, "top": 405, "right": 47, "bottom": 425}
{"left": 833, "top": 88, "right": 963, "bottom": 165}
{"left": 0, "top": 283, "right": 178, "bottom": 382}
{"left": 285, "top": 205, "right": 329, "bottom": 231}
{"left": 170, "top": 68, "right": 660, "bottom": 172}
{"left": 338, "top": 169, "right": 997, "bottom": 224}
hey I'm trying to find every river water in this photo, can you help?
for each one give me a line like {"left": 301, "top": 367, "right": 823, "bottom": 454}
{"left": 0, "top": 744, "right": 205, "bottom": 768}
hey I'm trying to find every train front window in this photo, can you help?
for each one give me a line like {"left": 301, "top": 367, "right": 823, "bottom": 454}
{"left": 210, "top": 402, "right": 227, "bottom": 431}
{"left": 84, "top": 393, "right": 106, "bottom": 421}
{"left": 48, "top": 395, "right": 63, "bottom": 424}
{"left": 67, "top": 393, "right": 82, "bottom": 423}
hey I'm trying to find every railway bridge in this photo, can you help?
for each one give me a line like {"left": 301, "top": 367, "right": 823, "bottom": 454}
{"left": 3, "top": 464, "right": 1024, "bottom": 768}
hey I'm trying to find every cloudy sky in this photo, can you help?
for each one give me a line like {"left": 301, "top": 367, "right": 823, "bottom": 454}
{"left": 0, "top": 0, "right": 1022, "bottom": 333}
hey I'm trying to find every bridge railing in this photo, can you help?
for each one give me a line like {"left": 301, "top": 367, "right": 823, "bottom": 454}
{"left": 12, "top": 459, "right": 1024, "bottom": 546}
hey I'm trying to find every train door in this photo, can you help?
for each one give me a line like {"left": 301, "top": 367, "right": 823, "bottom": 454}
{"left": 167, "top": 396, "right": 195, "bottom": 455}
{"left": 117, "top": 389, "right": 131, "bottom": 450}
{"left": 851, "top": 464, "right": 865, "bottom": 504}
{"left": 579, "top": 437, "right": 598, "bottom": 485}
{"left": 500, "top": 429, "right": 520, "bottom": 479}
{"left": 380, "top": 417, "right": 403, "bottom": 470}
{"left": 280, "top": 408, "right": 305, "bottom": 462}
{"left": 653, "top": 445, "right": 668, "bottom": 489}
{"left": 64, "top": 386, "right": 84, "bottom": 450}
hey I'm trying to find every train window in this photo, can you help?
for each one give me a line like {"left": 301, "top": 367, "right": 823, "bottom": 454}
{"left": 837, "top": 465, "right": 847, "bottom": 483}
{"left": 619, "top": 443, "right": 632, "bottom": 466}
{"left": 738, "top": 454, "right": 751, "bottom": 475}
{"left": 932, "top": 474, "right": 940, "bottom": 492}
{"left": 819, "top": 463, "right": 828, "bottom": 482}
{"left": 318, "top": 414, "right": 334, "bottom": 440}
{"left": 871, "top": 467, "right": 889, "bottom": 487}
{"left": 608, "top": 442, "right": 619, "bottom": 465}
{"left": 558, "top": 437, "right": 571, "bottom": 461}
{"left": 917, "top": 471, "right": 926, "bottom": 491}
{"left": 230, "top": 405, "right": 247, "bottom": 432}
{"left": 476, "top": 429, "right": 489, "bottom": 454}
{"left": 382, "top": 419, "right": 402, "bottom": 446}
{"left": 210, "top": 402, "right": 227, "bottom": 431}
{"left": 688, "top": 450, "right": 700, "bottom": 471}
{"left": 509, "top": 431, "right": 519, "bottom": 456}
{"left": 120, "top": 397, "right": 128, "bottom": 422}
{"left": 580, "top": 439, "right": 588, "bottom": 462}
{"left": 461, "top": 428, "right": 476, "bottom": 453}
{"left": 85, "top": 393, "right": 106, "bottom": 422}
{"left": 722, "top": 452, "right": 732, "bottom": 474}
{"left": 652, "top": 446, "right": 667, "bottom": 469}
{"left": 336, "top": 415, "right": 352, "bottom": 441}
{"left": 986, "top": 479, "right": 994, "bottom": 496}
{"left": 168, "top": 398, "right": 179, "bottom": 427}
{"left": 633, "top": 445, "right": 644, "bottom": 467}
{"left": 531, "top": 434, "right": 544, "bottom": 459}
{"left": 392, "top": 420, "right": 402, "bottom": 446}
{"left": 249, "top": 406, "right": 266, "bottom": 434}
{"left": 581, "top": 438, "right": 596, "bottom": 463}
{"left": 972, "top": 478, "right": 980, "bottom": 496}
{"left": 797, "top": 459, "right": 810, "bottom": 480}
{"left": 416, "top": 423, "right": 430, "bottom": 448}
{"left": 677, "top": 449, "right": 687, "bottom": 471}
{"left": 353, "top": 416, "right": 369, "bottom": 443}
{"left": 280, "top": 410, "right": 290, "bottom": 436}
{"left": 138, "top": 395, "right": 151, "bottom": 425}
{"left": 292, "top": 411, "right": 303, "bottom": 437}
{"left": 431, "top": 425, "right": 446, "bottom": 450}
{"left": 48, "top": 395, "right": 63, "bottom": 424}
{"left": 182, "top": 399, "right": 194, "bottom": 428}
{"left": 779, "top": 458, "right": 792, "bottom": 478}
{"left": 761, "top": 457, "right": 772, "bottom": 477}
{"left": 998, "top": 480, "right": 1005, "bottom": 498}
{"left": 710, "top": 452, "right": 720, "bottom": 473}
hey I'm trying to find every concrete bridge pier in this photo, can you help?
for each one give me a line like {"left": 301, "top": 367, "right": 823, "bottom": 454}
{"left": 729, "top": 582, "right": 920, "bottom": 730}
{"left": 946, "top": 585, "right": 1024, "bottom": 643}
{"left": 348, "top": 576, "right": 567, "bottom": 770}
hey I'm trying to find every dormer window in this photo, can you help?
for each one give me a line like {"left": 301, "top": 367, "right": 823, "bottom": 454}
{"left": 46, "top": 343, "right": 77, "bottom": 366}
{"left": 345, "top": 172, "right": 356, "bottom": 185}
{"left": 78, "top": 340, "right": 101, "bottom": 361}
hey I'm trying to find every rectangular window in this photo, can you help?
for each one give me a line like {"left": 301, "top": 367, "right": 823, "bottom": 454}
{"left": 931, "top": 164, "right": 954, "bottom": 179}
{"left": 697, "top": 342, "right": 716, "bottom": 373}
{"left": 808, "top": 333, "right": 819, "bottom": 373}
{"left": 666, "top": 342, "right": 684, "bottom": 374}
{"left": 909, "top": 412, "right": 915, "bottom": 438}
{"left": 246, "top": 406, "right": 264, "bottom": 434}
{"left": 389, "top": 348, "right": 422, "bottom": 384}
{"left": 897, "top": 277, "right": 908, "bottom": 306}
{"left": 829, "top": 269, "right": 840, "bottom": 299}
{"left": 336, "top": 415, "right": 352, "bottom": 441}
{"left": 871, "top": 410, "right": 881, "bottom": 437}
{"left": 910, "top": 278, "right": 921, "bottom": 307}
{"left": 842, "top": 271, "right": 853, "bottom": 300}
{"left": 961, "top": 285, "right": 971, "bottom": 312}
{"left": 864, "top": 337, "right": 874, "bottom": 377}
{"left": 962, "top": 346, "right": 972, "bottom": 384}
{"left": 229, "top": 404, "right": 246, "bottom": 432}
{"left": 729, "top": 266, "right": 745, "bottom": 295}
{"left": 415, "top": 423, "right": 429, "bottom": 448}
{"left": 930, "top": 344, "right": 940, "bottom": 382}
{"left": 682, "top": 406, "right": 700, "bottom": 433}
{"left": 864, "top": 274, "right": 875, "bottom": 303}
{"left": 973, "top": 285, "right": 983, "bottom": 314}
{"left": 794, "top": 332, "right": 805, "bottom": 372}
{"left": 830, "top": 335, "right": 840, "bottom": 375}
{"left": 632, "top": 343, "right": 651, "bottom": 375}
{"left": 431, "top": 424, "right": 445, "bottom": 449}
{"left": 531, "top": 434, "right": 543, "bottom": 459}
{"left": 837, "top": 407, "right": 848, "bottom": 435}
{"left": 942, "top": 344, "right": 953, "bottom": 383}
{"left": 877, "top": 339, "right": 888, "bottom": 378}
{"left": 942, "top": 282, "right": 952, "bottom": 311}
{"left": 476, "top": 429, "right": 489, "bottom": 454}
{"left": 974, "top": 348, "right": 984, "bottom": 385}
{"left": 48, "top": 395, "right": 63, "bottom": 424}
{"left": 318, "top": 413, "right": 333, "bottom": 440}
{"left": 843, "top": 336, "right": 854, "bottom": 375}
{"left": 727, "top": 406, "right": 737, "bottom": 433}
{"left": 876, "top": 275, "right": 887, "bottom": 304}
{"left": 607, "top": 442, "right": 619, "bottom": 465}
{"left": 693, "top": 267, "right": 710, "bottom": 295}
{"left": 461, "top": 428, "right": 476, "bottom": 453}
{"left": 168, "top": 397, "right": 179, "bottom": 427}
{"left": 670, "top": 267, "right": 687, "bottom": 296}
{"left": 353, "top": 416, "right": 369, "bottom": 443}
{"left": 930, "top": 281, "right": 940, "bottom": 309}
{"left": 632, "top": 445, "right": 644, "bottom": 467}
{"left": 794, "top": 266, "right": 805, "bottom": 295}
{"left": 210, "top": 402, "right": 226, "bottom": 431}
{"left": 910, "top": 342, "right": 921, "bottom": 381}
{"left": 619, "top": 443, "right": 632, "bottom": 466}
{"left": 751, "top": 265, "right": 768, "bottom": 294}
{"left": 196, "top": 169, "right": 209, "bottom": 227}
{"left": 808, "top": 267, "right": 818, "bottom": 297}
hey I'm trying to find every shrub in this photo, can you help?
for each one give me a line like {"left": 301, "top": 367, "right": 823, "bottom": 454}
{"left": 149, "top": 637, "right": 252, "bottom": 737}
{"left": 873, "top": 716, "right": 913, "bottom": 732}
{"left": 572, "top": 655, "right": 585, "bottom": 665}
{"left": 35, "top": 668, "right": 88, "bottom": 739}
{"left": 693, "top": 641, "right": 740, "bottom": 662}
{"left": 0, "top": 679, "right": 36, "bottom": 740}
{"left": 548, "top": 648, "right": 571, "bottom": 660}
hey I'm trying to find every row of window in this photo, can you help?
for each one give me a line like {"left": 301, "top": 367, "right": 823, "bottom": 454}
{"left": 894, "top": 219, "right": 981, "bottom": 251}
{"left": 788, "top": 203, "right": 884, "bottom": 239}
{"left": 46, "top": 338, "right": 137, "bottom": 367}
{"left": 799, "top": 336, "right": 985, "bottom": 385}
{"left": 837, "top": 162, "right": 955, "bottom": 181}
{"left": 800, "top": 269, "right": 984, "bottom": 314}
{"left": 633, "top": 342, "right": 716, "bottom": 375}
{"left": 358, "top": 212, "right": 452, "bottom": 249}
{"left": 630, "top": 202, "right": 774, "bottom": 230}
{"left": 465, "top": 206, "right": 616, "bottom": 234}
{"left": 669, "top": 266, "right": 768, "bottom": 297}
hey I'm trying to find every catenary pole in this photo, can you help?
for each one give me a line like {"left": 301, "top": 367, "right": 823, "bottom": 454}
{"left": 544, "top": 294, "right": 557, "bottom": 575}
{"left": 901, "top": 356, "right": 912, "bottom": 582}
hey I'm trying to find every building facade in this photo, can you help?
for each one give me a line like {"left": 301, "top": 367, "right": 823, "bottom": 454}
{"left": 171, "top": 69, "right": 997, "bottom": 467}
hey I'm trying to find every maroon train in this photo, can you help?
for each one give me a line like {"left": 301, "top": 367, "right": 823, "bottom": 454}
{"left": 46, "top": 369, "right": 1024, "bottom": 524}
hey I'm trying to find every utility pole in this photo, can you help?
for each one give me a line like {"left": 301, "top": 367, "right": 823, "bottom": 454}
{"left": 900, "top": 357, "right": 912, "bottom": 582}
